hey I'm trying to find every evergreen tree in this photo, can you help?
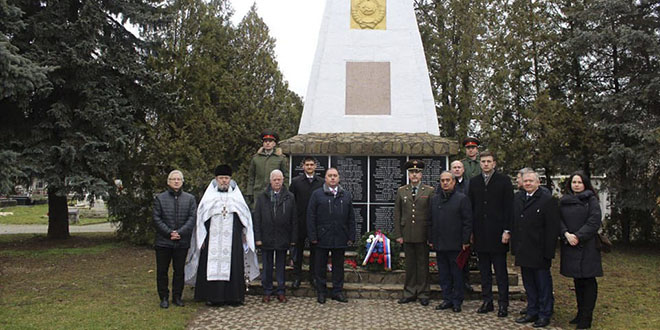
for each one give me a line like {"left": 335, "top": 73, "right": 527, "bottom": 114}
{"left": 109, "top": 1, "right": 302, "bottom": 244}
{"left": 415, "top": 0, "right": 487, "bottom": 140}
{"left": 569, "top": 0, "right": 660, "bottom": 242}
{"left": 0, "top": 0, "right": 167, "bottom": 239}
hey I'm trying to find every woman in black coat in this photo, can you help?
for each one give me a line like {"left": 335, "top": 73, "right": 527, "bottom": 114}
{"left": 559, "top": 171, "right": 603, "bottom": 329}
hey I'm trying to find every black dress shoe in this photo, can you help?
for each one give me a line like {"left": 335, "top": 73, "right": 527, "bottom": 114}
{"left": 532, "top": 318, "right": 550, "bottom": 328}
{"left": 520, "top": 307, "right": 528, "bottom": 315}
{"left": 515, "top": 314, "right": 538, "bottom": 323}
{"left": 317, "top": 294, "right": 326, "bottom": 304}
{"left": 569, "top": 314, "right": 580, "bottom": 324}
{"left": 292, "top": 279, "right": 301, "bottom": 289}
{"left": 397, "top": 297, "right": 416, "bottom": 304}
{"left": 476, "top": 301, "right": 494, "bottom": 313}
{"left": 331, "top": 293, "right": 348, "bottom": 303}
{"left": 452, "top": 305, "right": 462, "bottom": 313}
{"left": 160, "top": 298, "right": 169, "bottom": 309}
{"left": 435, "top": 301, "right": 453, "bottom": 310}
{"left": 172, "top": 296, "right": 184, "bottom": 307}
{"left": 419, "top": 298, "right": 429, "bottom": 306}
{"left": 497, "top": 305, "right": 508, "bottom": 317}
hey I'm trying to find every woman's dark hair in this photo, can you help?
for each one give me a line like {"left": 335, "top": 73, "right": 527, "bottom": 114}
{"left": 566, "top": 171, "right": 597, "bottom": 196}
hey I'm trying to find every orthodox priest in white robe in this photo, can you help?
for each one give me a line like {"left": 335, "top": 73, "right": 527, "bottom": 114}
{"left": 185, "top": 165, "right": 259, "bottom": 306}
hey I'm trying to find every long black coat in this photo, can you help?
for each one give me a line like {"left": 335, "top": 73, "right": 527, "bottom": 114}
{"left": 307, "top": 184, "right": 356, "bottom": 249}
{"left": 512, "top": 189, "right": 560, "bottom": 269}
{"left": 253, "top": 186, "right": 298, "bottom": 250}
{"left": 559, "top": 191, "right": 603, "bottom": 278}
{"left": 454, "top": 176, "right": 470, "bottom": 196}
{"left": 468, "top": 171, "right": 514, "bottom": 253}
{"left": 153, "top": 189, "right": 197, "bottom": 248}
{"left": 429, "top": 190, "right": 472, "bottom": 251}
{"left": 289, "top": 174, "right": 324, "bottom": 240}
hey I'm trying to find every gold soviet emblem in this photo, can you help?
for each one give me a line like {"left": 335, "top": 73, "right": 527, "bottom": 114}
{"left": 351, "top": 0, "right": 386, "bottom": 30}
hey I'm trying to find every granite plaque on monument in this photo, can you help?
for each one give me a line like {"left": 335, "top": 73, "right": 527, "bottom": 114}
{"left": 369, "top": 156, "right": 406, "bottom": 203}
{"left": 369, "top": 205, "right": 396, "bottom": 234}
{"left": 418, "top": 156, "right": 447, "bottom": 187}
{"left": 331, "top": 156, "right": 367, "bottom": 202}
{"left": 291, "top": 155, "right": 329, "bottom": 179}
{"left": 352, "top": 204, "right": 367, "bottom": 247}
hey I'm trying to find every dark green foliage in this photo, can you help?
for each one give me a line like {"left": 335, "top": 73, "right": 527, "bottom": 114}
{"left": 1, "top": 0, "right": 169, "bottom": 238}
{"left": 107, "top": 1, "right": 302, "bottom": 244}
{"left": 416, "top": 0, "right": 660, "bottom": 242}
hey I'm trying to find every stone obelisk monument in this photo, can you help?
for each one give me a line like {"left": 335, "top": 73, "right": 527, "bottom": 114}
{"left": 281, "top": 0, "right": 458, "bottom": 239}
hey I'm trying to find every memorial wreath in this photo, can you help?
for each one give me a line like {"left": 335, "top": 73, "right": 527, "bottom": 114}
{"left": 356, "top": 230, "right": 402, "bottom": 271}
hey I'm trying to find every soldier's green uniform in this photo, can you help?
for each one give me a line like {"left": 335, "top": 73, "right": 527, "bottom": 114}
{"left": 394, "top": 160, "right": 434, "bottom": 303}
{"left": 461, "top": 137, "right": 481, "bottom": 179}
{"left": 462, "top": 157, "right": 481, "bottom": 179}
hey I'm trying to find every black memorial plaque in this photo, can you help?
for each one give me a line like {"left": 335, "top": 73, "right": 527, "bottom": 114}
{"left": 416, "top": 156, "right": 447, "bottom": 187}
{"left": 291, "top": 155, "right": 328, "bottom": 179}
{"left": 331, "top": 156, "right": 367, "bottom": 202}
{"left": 369, "top": 157, "right": 406, "bottom": 203}
{"left": 369, "top": 205, "right": 396, "bottom": 234}
{"left": 351, "top": 204, "right": 367, "bottom": 247}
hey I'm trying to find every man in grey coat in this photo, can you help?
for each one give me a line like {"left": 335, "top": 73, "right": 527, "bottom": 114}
{"left": 153, "top": 170, "right": 197, "bottom": 308}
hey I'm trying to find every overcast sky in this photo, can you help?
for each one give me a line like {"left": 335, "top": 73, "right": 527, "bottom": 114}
{"left": 231, "top": 1, "right": 326, "bottom": 98}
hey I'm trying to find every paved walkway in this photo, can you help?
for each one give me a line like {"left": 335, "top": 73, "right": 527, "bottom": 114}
{"left": 188, "top": 295, "right": 562, "bottom": 330}
{"left": 0, "top": 222, "right": 116, "bottom": 234}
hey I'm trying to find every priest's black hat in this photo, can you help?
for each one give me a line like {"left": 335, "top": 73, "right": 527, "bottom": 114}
{"left": 214, "top": 164, "right": 232, "bottom": 176}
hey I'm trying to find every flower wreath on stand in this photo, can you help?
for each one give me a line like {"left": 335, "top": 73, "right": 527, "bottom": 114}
{"left": 356, "top": 230, "right": 401, "bottom": 271}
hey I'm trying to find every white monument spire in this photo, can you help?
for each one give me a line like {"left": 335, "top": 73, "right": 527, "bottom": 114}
{"left": 298, "top": 0, "right": 440, "bottom": 135}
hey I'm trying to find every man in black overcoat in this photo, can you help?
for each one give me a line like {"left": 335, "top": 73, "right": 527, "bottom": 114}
{"left": 512, "top": 169, "right": 560, "bottom": 328}
{"left": 307, "top": 168, "right": 356, "bottom": 304}
{"left": 468, "top": 150, "right": 513, "bottom": 317}
{"left": 289, "top": 156, "right": 324, "bottom": 289}
{"left": 429, "top": 171, "right": 472, "bottom": 312}
{"left": 449, "top": 160, "right": 473, "bottom": 293}
{"left": 253, "top": 169, "right": 297, "bottom": 303}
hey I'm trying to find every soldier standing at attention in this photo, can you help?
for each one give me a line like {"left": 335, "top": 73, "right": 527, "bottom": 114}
{"left": 246, "top": 130, "right": 289, "bottom": 208}
{"left": 461, "top": 137, "right": 481, "bottom": 180}
{"left": 394, "top": 160, "right": 434, "bottom": 306}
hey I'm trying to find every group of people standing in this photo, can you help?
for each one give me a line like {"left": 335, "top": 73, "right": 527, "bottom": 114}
{"left": 391, "top": 137, "right": 601, "bottom": 329}
{"left": 151, "top": 132, "right": 603, "bottom": 330}
{"left": 151, "top": 130, "right": 356, "bottom": 309}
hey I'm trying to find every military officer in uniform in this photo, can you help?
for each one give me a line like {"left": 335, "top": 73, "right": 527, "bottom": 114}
{"left": 461, "top": 137, "right": 481, "bottom": 179}
{"left": 394, "top": 160, "right": 434, "bottom": 306}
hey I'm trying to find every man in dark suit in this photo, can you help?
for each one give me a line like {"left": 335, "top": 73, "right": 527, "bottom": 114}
{"left": 449, "top": 160, "right": 473, "bottom": 293}
{"left": 307, "top": 168, "right": 356, "bottom": 304}
{"left": 289, "top": 156, "right": 324, "bottom": 289}
{"left": 512, "top": 168, "right": 560, "bottom": 328}
{"left": 429, "top": 171, "right": 472, "bottom": 312}
{"left": 468, "top": 150, "right": 513, "bottom": 317}
{"left": 394, "top": 160, "right": 434, "bottom": 306}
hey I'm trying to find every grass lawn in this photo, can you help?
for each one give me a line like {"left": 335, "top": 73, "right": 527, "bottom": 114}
{"left": 0, "top": 204, "right": 108, "bottom": 226}
{"left": 0, "top": 233, "right": 201, "bottom": 329}
{"left": 0, "top": 233, "right": 658, "bottom": 329}
{"left": 549, "top": 244, "right": 660, "bottom": 329}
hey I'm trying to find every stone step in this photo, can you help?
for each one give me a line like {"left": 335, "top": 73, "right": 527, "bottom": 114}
{"left": 247, "top": 280, "right": 524, "bottom": 300}
{"left": 257, "top": 264, "right": 520, "bottom": 286}
{"left": 295, "top": 249, "right": 481, "bottom": 270}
